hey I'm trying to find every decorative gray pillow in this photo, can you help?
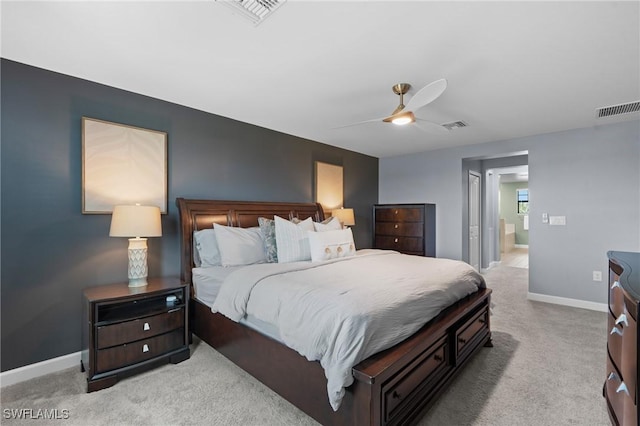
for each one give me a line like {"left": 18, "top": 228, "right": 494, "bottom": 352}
{"left": 258, "top": 217, "right": 278, "bottom": 263}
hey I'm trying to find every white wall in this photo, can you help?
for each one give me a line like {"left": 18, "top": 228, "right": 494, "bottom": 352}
{"left": 379, "top": 120, "right": 640, "bottom": 304}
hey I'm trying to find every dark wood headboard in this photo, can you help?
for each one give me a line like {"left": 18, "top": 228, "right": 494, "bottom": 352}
{"left": 176, "top": 198, "right": 325, "bottom": 287}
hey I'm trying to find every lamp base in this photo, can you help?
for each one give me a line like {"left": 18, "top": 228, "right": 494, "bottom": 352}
{"left": 127, "top": 238, "right": 149, "bottom": 288}
{"left": 128, "top": 277, "right": 148, "bottom": 288}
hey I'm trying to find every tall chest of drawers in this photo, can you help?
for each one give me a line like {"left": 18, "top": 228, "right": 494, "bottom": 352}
{"left": 373, "top": 204, "right": 436, "bottom": 257}
{"left": 605, "top": 251, "right": 640, "bottom": 426}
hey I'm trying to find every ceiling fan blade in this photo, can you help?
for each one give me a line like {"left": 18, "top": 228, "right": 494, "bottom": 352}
{"left": 414, "top": 117, "right": 449, "bottom": 134}
{"left": 404, "top": 78, "right": 447, "bottom": 113}
{"left": 332, "top": 116, "right": 390, "bottom": 129}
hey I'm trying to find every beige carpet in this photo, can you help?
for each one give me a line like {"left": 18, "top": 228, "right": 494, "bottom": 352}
{"left": 1, "top": 264, "right": 610, "bottom": 425}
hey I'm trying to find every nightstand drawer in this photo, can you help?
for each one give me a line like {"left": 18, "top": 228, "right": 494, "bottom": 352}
{"left": 96, "top": 329, "right": 184, "bottom": 373}
{"left": 97, "top": 308, "right": 184, "bottom": 349}
{"left": 375, "top": 208, "right": 424, "bottom": 223}
{"left": 375, "top": 222, "right": 424, "bottom": 237}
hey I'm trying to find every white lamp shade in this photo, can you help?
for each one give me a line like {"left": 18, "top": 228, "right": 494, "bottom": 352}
{"left": 109, "top": 205, "right": 162, "bottom": 238}
{"left": 331, "top": 208, "right": 355, "bottom": 226}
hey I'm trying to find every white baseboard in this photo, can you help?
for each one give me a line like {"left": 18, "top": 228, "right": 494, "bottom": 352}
{"left": 481, "top": 261, "right": 501, "bottom": 273}
{"left": 527, "top": 292, "right": 608, "bottom": 312}
{"left": 514, "top": 244, "right": 529, "bottom": 249}
{"left": 0, "top": 351, "right": 81, "bottom": 388}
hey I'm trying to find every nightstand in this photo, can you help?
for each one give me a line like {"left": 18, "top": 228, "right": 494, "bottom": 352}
{"left": 81, "top": 277, "right": 190, "bottom": 392}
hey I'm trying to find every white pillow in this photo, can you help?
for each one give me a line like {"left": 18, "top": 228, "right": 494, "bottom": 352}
{"left": 313, "top": 216, "right": 342, "bottom": 232}
{"left": 193, "top": 229, "right": 221, "bottom": 267}
{"left": 308, "top": 228, "right": 356, "bottom": 262}
{"left": 274, "top": 215, "right": 314, "bottom": 263}
{"left": 214, "top": 224, "right": 266, "bottom": 267}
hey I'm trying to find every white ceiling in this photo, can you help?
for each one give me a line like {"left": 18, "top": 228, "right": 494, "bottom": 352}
{"left": 2, "top": 1, "right": 639, "bottom": 158}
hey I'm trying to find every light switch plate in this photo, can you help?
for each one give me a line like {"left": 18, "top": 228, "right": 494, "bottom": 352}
{"left": 549, "top": 215, "right": 566, "bottom": 226}
{"left": 542, "top": 213, "right": 548, "bottom": 224}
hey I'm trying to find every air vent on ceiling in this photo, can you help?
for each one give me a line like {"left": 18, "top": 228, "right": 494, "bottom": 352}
{"left": 216, "top": 0, "right": 286, "bottom": 26}
{"left": 442, "top": 120, "right": 468, "bottom": 130}
{"left": 596, "top": 101, "right": 640, "bottom": 118}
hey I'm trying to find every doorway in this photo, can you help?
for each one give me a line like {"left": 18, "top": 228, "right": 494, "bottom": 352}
{"left": 496, "top": 166, "right": 529, "bottom": 269}
{"left": 462, "top": 152, "right": 528, "bottom": 271}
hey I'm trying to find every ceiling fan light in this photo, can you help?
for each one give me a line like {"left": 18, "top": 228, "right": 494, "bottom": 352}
{"left": 391, "top": 111, "right": 415, "bottom": 125}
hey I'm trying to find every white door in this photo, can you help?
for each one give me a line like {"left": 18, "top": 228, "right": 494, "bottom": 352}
{"left": 469, "top": 172, "right": 481, "bottom": 271}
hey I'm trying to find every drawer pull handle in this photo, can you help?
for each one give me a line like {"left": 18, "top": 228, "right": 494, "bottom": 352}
{"left": 458, "top": 337, "right": 467, "bottom": 344}
{"left": 434, "top": 354, "right": 443, "bottom": 362}
{"left": 394, "top": 224, "right": 399, "bottom": 229}
{"left": 611, "top": 281, "right": 621, "bottom": 290}
{"left": 394, "top": 210, "right": 398, "bottom": 214}
{"left": 142, "top": 344, "right": 149, "bottom": 353}
{"left": 479, "top": 318, "right": 486, "bottom": 324}
{"left": 143, "top": 322, "right": 150, "bottom": 331}
{"left": 608, "top": 372, "right": 620, "bottom": 382}
{"left": 610, "top": 326, "right": 623, "bottom": 336}
{"left": 615, "top": 313, "right": 628, "bottom": 327}
{"left": 616, "top": 382, "right": 630, "bottom": 397}
{"left": 392, "top": 390, "right": 401, "bottom": 399}
{"left": 394, "top": 238, "right": 399, "bottom": 243}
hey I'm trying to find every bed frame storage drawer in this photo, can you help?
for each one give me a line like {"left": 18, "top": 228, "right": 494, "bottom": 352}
{"left": 382, "top": 335, "right": 450, "bottom": 424}
{"left": 455, "top": 306, "right": 490, "bottom": 363}
{"left": 97, "top": 308, "right": 184, "bottom": 349}
{"left": 96, "top": 329, "right": 184, "bottom": 373}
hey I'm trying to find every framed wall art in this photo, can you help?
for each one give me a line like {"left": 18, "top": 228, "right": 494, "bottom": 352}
{"left": 82, "top": 117, "right": 167, "bottom": 214}
{"left": 314, "top": 161, "right": 343, "bottom": 214}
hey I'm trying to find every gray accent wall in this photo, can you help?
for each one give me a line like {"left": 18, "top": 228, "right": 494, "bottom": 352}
{"left": 380, "top": 121, "right": 639, "bottom": 305}
{"left": 1, "top": 59, "right": 378, "bottom": 372}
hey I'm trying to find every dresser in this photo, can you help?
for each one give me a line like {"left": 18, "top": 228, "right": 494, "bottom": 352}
{"left": 81, "top": 277, "right": 190, "bottom": 392}
{"left": 373, "top": 204, "right": 436, "bottom": 257}
{"left": 605, "top": 251, "right": 639, "bottom": 426}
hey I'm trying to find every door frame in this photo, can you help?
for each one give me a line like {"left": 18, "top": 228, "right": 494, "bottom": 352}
{"left": 468, "top": 171, "right": 482, "bottom": 271}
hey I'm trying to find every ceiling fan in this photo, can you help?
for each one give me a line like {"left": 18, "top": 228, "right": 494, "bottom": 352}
{"left": 337, "top": 79, "right": 449, "bottom": 133}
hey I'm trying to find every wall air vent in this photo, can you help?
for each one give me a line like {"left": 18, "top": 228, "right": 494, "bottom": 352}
{"left": 442, "top": 120, "right": 468, "bottom": 130}
{"left": 216, "top": 0, "right": 286, "bottom": 26}
{"left": 596, "top": 101, "right": 640, "bottom": 118}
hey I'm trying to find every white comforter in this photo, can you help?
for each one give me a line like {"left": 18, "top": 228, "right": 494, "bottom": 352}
{"left": 211, "top": 249, "right": 485, "bottom": 411}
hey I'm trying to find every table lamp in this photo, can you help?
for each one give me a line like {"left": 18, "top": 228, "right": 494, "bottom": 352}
{"left": 331, "top": 208, "right": 355, "bottom": 228}
{"left": 109, "top": 204, "right": 162, "bottom": 287}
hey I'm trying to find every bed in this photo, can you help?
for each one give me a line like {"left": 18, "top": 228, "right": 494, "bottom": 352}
{"left": 177, "top": 197, "right": 492, "bottom": 426}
